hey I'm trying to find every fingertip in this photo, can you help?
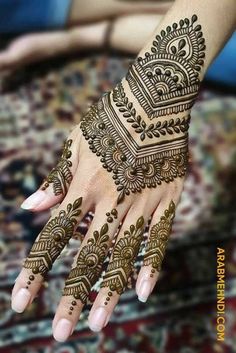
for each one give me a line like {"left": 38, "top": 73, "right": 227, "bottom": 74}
{"left": 21, "top": 190, "right": 47, "bottom": 210}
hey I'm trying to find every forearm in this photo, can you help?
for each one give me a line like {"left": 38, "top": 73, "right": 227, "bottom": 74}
{"left": 140, "top": 0, "right": 236, "bottom": 77}
{"left": 119, "top": 0, "right": 236, "bottom": 127}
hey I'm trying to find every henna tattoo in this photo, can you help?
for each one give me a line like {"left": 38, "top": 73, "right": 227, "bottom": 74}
{"left": 113, "top": 83, "right": 190, "bottom": 141}
{"left": 23, "top": 198, "right": 82, "bottom": 288}
{"left": 81, "top": 16, "right": 203, "bottom": 203}
{"left": 81, "top": 96, "right": 188, "bottom": 204}
{"left": 41, "top": 139, "right": 73, "bottom": 195}
{"left": 143, "top": 201, "right": 175, "bottom": 277}
{"left": 63, "top": 208, "right": 118, "bottom": 314}
{"left": 126, "top": 15, "right": 205, "bottom": 119}
{"left": 101, "top": 217, "right": 144, "bottom": 305}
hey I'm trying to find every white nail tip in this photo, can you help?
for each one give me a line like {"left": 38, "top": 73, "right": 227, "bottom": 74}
{"left": 11, "top": 288, "right": 31, "bottom": 313}
{"left": 21, "top": 190, "right": 46, "bottom": 210}
{"left": 137, "top": 280, "right": 152, "bottom": 303}
{"left": 53, "top": 319, "right": 73, "bottom": 342}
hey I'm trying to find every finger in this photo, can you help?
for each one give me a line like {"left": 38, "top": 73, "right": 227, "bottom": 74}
{"left": 0, "top": 49, "right": 20, "bottom": 71}
{"left": 21, "top": 126, "right": 81, "bottom": 212}
{"left": 11, "top": 192, "right": 89, "bottom": 314}
{"left": 136, "top": 197, "right": 178, "bottom": 303}
{"left": 52, "top": 201, "right": 129, "bottom": 342}
{"left": 88, "top": 204, "right": 151, "bottom": 332}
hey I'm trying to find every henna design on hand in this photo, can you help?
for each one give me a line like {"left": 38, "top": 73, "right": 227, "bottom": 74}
{"left": 101, "top": 216, "right": 144, "bottom": 305}
{"left": 63, "top": 209, "right": 118, "bottom": 314}
{"left": 81, "top": 16, "right": 204, "bottom": 203}
{"left": 23, "top": 197, "right": 82, "bottom": 287}
{"left": 41, "top": 139, "right": 73, "bottom": 196}
{"left": 81, "top": 97, "right": 188, "bottom": 204}
{"left": 143, "top": 201, "right": 175, "bottom": 277}
{"left": 127, "top": 15, "right": 205, "bottom": 119}
{"left": 113, "top": 83, "right": 190, "bottom": 141}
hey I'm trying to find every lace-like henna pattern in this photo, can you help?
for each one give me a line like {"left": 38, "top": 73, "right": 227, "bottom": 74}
{"left": 113, "top": 83, "right": 190, "bottom": 141}
{"left": 63, "top": 209, "right": 118, "bottom": 314}
{"left": 23, "top": 197, "right": 82, "bottom": 288}
{"left": 101, "top": 216, "right": 144, "bottom": 305}
{"left": 126, "top": 15, "right": 205, "bottom": 119}
{"left": 41, "top": 139, "right": 73, "bottom": 195}
{"left": 81, "top": 96, "right": 188, "bottom": 204}
{"left": 143, "top": 201, "right": 175, "bottom": 277}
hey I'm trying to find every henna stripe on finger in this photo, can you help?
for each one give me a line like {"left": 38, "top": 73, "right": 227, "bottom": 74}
{"left": 23, "top": 197, "right": 83, "bottom": 288}
{"left": 41, "top": 139, "right": 73, "bottom": 196}
{"left": 101, "top": 216, "right": 145, "bottom": 305}
{"left": 62, "top": 208, "right": 118, "bottom": 315}
{"left": 143, "top": 201, "right": 175, "bottom": 277}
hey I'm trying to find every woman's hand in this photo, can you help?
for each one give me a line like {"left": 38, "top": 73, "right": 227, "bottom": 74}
{"left": 11, "top": 14, "right": 205, "bottom": 341}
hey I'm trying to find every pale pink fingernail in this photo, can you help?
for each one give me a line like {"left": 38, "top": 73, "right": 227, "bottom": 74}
{"left": 89, "top": 307, "right": 108, "bottom": 332}
{"left": 11, "top": 288, "right": 31, "bottom": 313}
{"left": 137, "top": 280, "right": 152, "bottom": 302}
{"left": 21, "top": 190, "right": 46, "bottom": 210}
{"left": 53, "top": 319, "right": 73, "bottom": 342}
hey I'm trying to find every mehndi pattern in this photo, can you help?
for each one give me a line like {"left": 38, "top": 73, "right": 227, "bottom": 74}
{"left": 63, "top": 208, "right": 118, "bottom": 314}
{"left": 101, "top": 216, "right": 144, "bottom": 304}
{"left": 23, "top": 198, "right": 82, "bottom": 287}
{"left": 113, "top": 83, "right": 190, "bottom": 141}
{"left": 81, "top": 95, "right": 188, "bottom": 204}
{"left": 143, "top": 201, "right": 175, "bottom": 276}
{"left": 80, "top": 15, "right": 204, "bottom": 204}
{"left": 41, "top": 139, "right": 73, "bottom": 196}
{"left": 127, "top": 15, "right": 205, "bottom": 119}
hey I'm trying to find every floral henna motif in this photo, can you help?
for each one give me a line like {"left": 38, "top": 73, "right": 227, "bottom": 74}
{"left": 63, "top": 209, "right": 118, "bottom": 314}
{"left": 23, "top": 198, "right": 82, "bottom": 288}
{"left": 41, "top": 139, "right": 73, "bottom": 196}
{"left": 113, "top": 83, "right": 191, "bottom": 141}
{"left": 143, "top": 201, "right": 175, "bottom": 277}
{"left": 101, "top": 216, "right": 144, "bottom": 305}
{"left": 127, "top": 15, "right": 205, "bottom": 119}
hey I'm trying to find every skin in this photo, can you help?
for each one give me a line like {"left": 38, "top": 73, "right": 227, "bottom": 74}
{"left": 0, "top": 0, "right": 171, "bottom": 72}
{"left": 11, "top": 0, "right": 236, "bottom": 343}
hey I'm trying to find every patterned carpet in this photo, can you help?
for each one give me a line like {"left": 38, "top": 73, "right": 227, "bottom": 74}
{"left": 0, "top": 53, "right": 236, "bottom": 353}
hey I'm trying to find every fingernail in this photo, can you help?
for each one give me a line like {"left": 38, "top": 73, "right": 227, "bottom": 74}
{"left": 21, "top": 190, "right": 46, "bottom": 210}
{"left": 11, "top": 288, "right": 31, "bottom": 313}
{"left": 53, "top": 319, "right": 73, "bottom": 342}
{"left": 89, "top": 307, "right": 108, "bottom": 332}
{"left": 137, "top": 280, "right": 152, "bottom": 302}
